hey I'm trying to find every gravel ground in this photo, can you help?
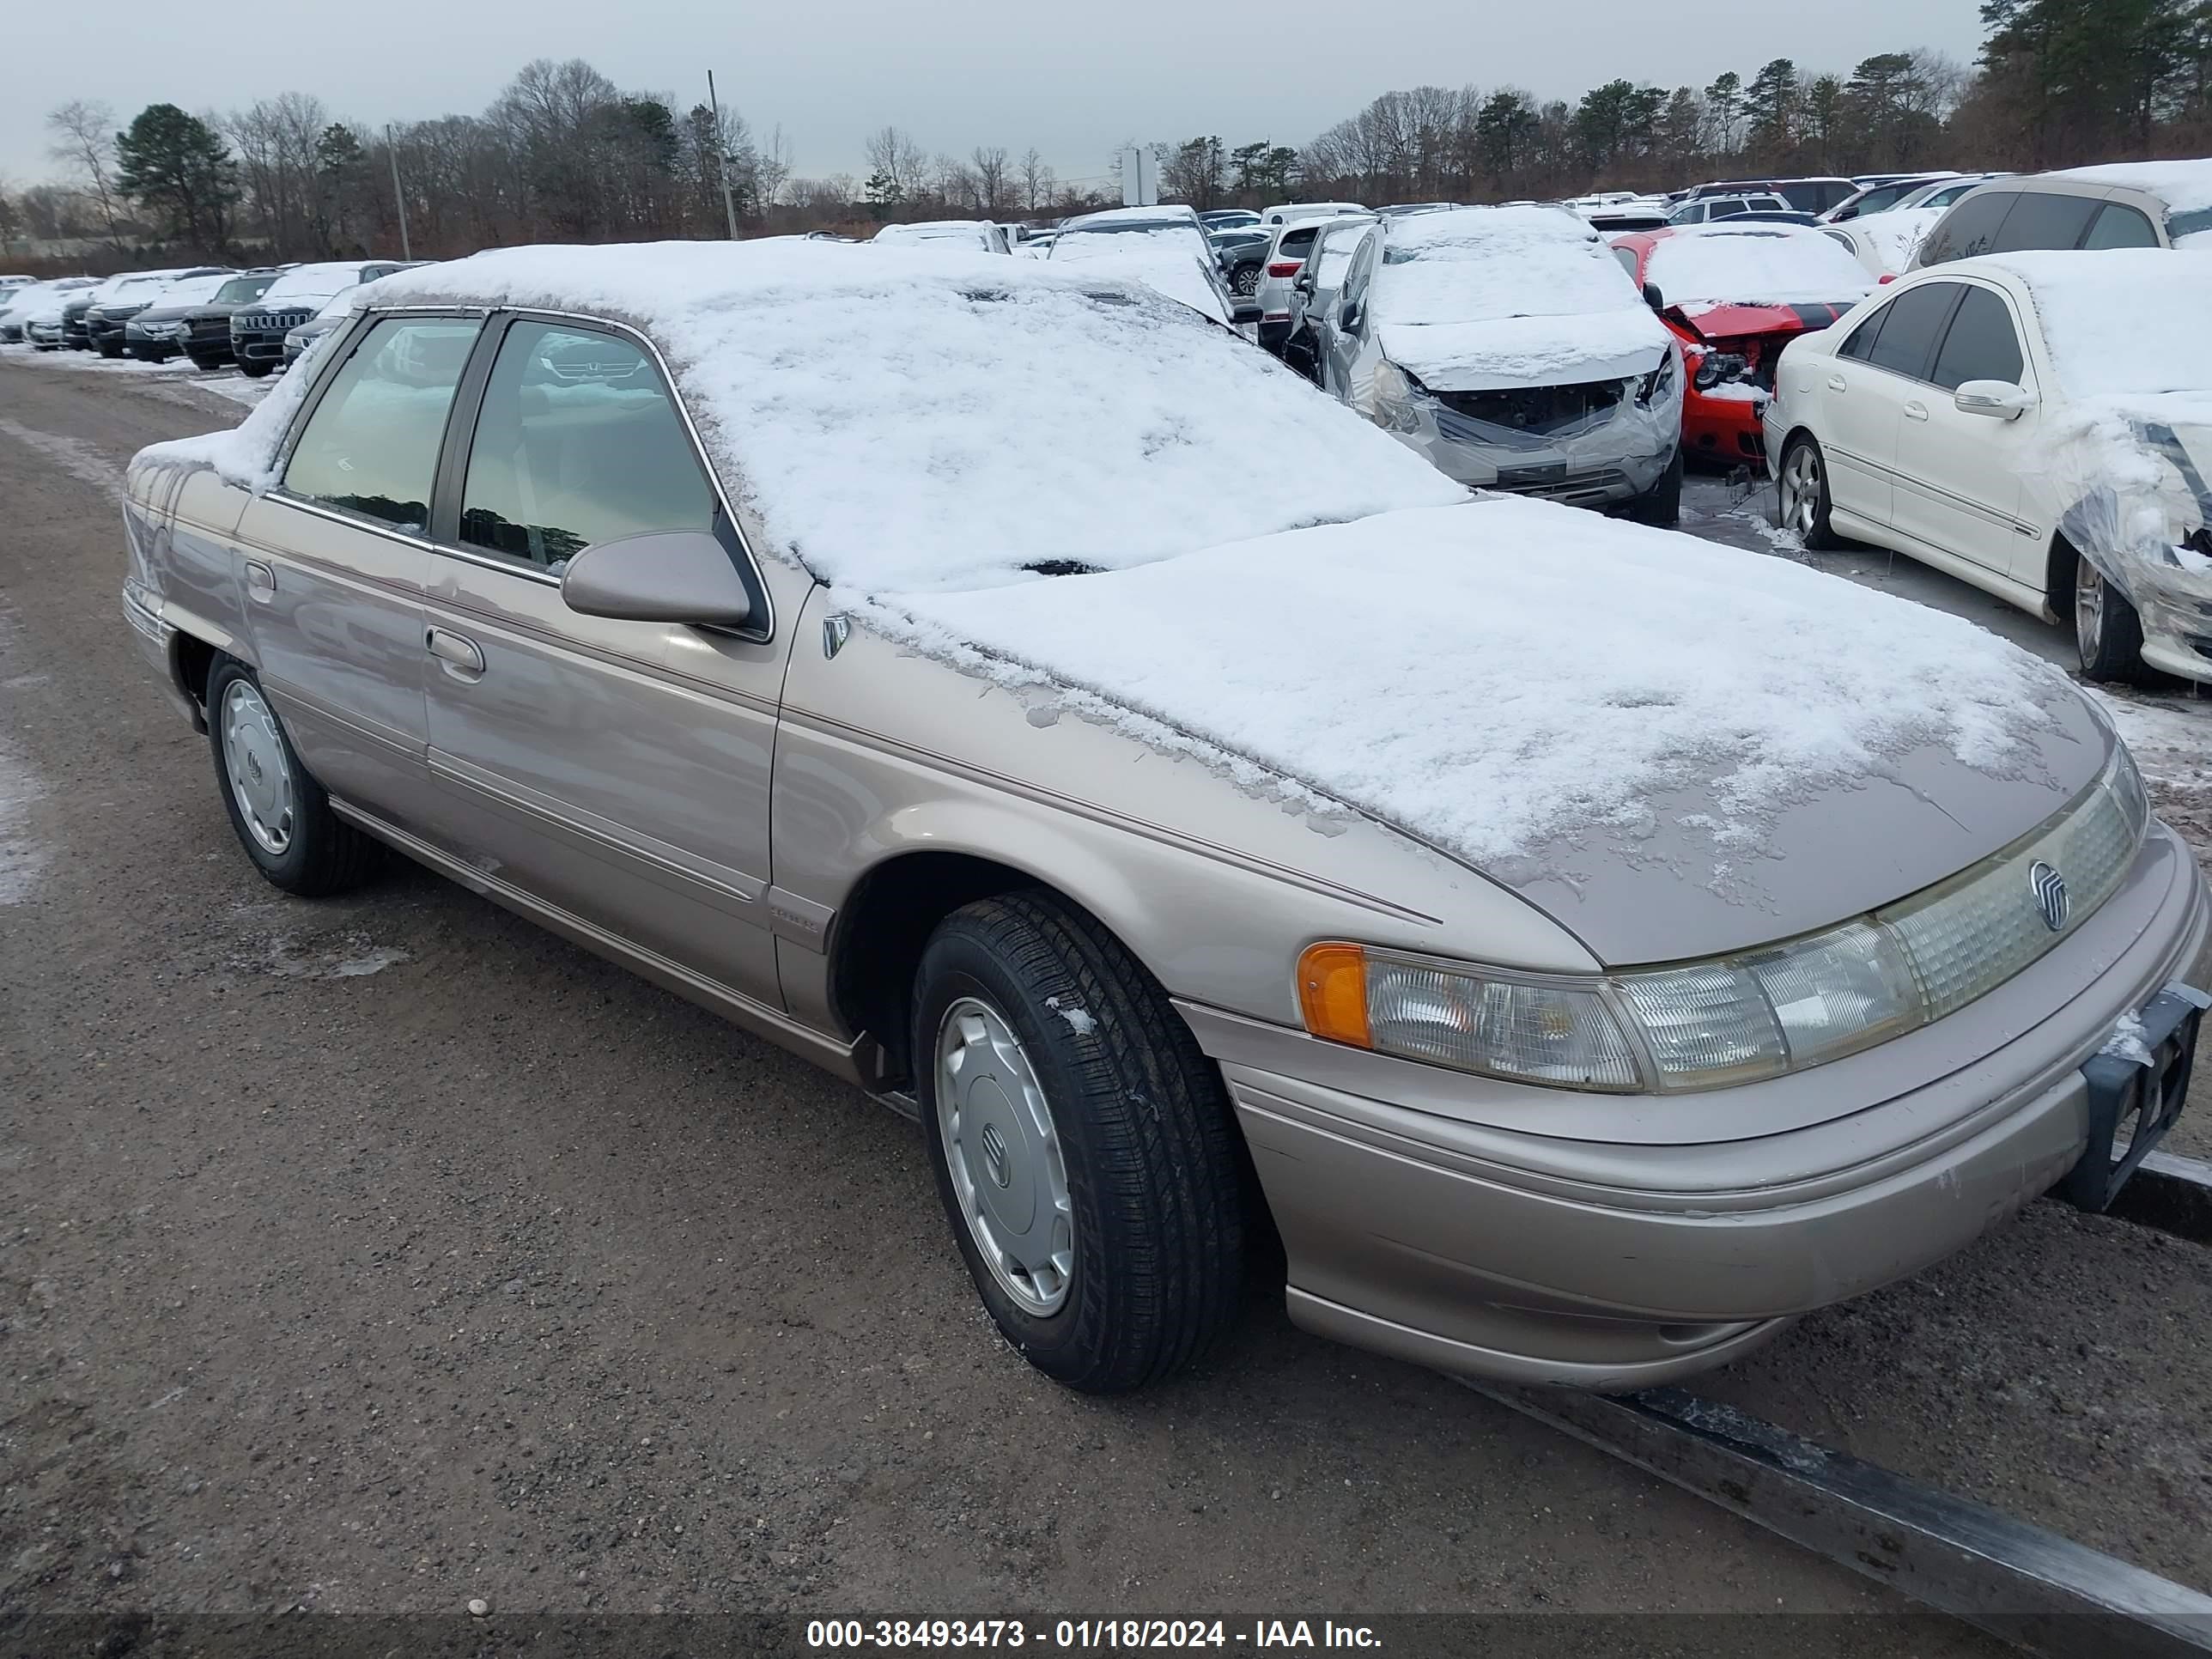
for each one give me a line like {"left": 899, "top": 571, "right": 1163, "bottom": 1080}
{"left": 0, "top": 355, "right": 2203, "bottom": 1645}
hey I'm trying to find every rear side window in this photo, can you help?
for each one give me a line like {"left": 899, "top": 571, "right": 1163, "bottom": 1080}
{"left": 1863, "top": 283, "right": 1961, "bottom": 380}
{"left": 283, "top": 316, "right": 479, "bottom": 534}
{"left": 459, "top": 320, "right": 718, "bottom": 574}
{"left": 1927, "top": 287, "right": 2024, "bottom": 390}
{"left": 1613, "top": 246, "right": 1642, "bottom": 281}
{"left": 1278, "top": 227, "right": 1320, "bottom": 260}
{"left": 1990, "top": 190, "right": 2100, "bottom": 253}
{"left": 2082, "top": 202, "right": 2159, "bottom": 249}
{"left": 1917, "top": 191, "right": 2015, "bottom": 265}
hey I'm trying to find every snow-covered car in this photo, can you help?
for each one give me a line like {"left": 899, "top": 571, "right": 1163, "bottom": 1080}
{"left": 281, "top": 283, "right": 367, "bottom": 369}
{"left": 1684, "top": 176, "right": 1858, "bottom": 216}
{"left": 872, "top": 220, "right": 1012, "bottom": 254}
{"left": 1667, "top": 192, "right": 1792, "bottom": 226}
{"left": 1305, "top": 205, "right": 1685, "bottom": 520}
{"left": 1259, "top": 200, "right": 1365, "bottom": 228}
{"left": 1824, "top": 207, "right": 1948, "bottom": 277}
{"left": 1279, "top": 214, "right": 1381, "bottom": 381}
{"left": 1249, "top": 213, "right": 1372, "bottom": 357}
{"left": 0, "top": 276, "right": 95, "bottom": 343}
{"left": 75, "top": 268, "right": 227, "bottom": 353}
{"left": 1046, "top": 205, "right": 1243, "bottom": 320}
{"left": 1891, "top": 173, "right": 2008, "bottom": 218}
{"left": 1611, "top": 222, "right": 1873, "bottom": 468}
{"left": 121, "top": 239, "right": 2205, "bottom": 1395}
{"left": 230, "top": 259, "right": 414, "bottom": 376}
{"left": 124, "top": 271, "right": 245, "bottom": 362}
{"left": 173, "top": 270, "right": 283, "bottom": 368}
{"left": 1767, "top": 249, "right": 2212, "bottom": 685}
{"left": 1913, "top": 162, "right": 2212, "bottom": 270}
{"left": 1198, "top": 208, "right": 1261, "bottom": 231}
{"left": 1821, "top": 173, "right": 1960, "bottom": 222}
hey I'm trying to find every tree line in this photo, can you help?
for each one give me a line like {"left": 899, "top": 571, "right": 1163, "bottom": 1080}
{"left": 1, "top": 0, "right": 2205, "bottom": 271}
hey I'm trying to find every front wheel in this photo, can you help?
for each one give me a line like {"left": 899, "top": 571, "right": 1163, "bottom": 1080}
{"left": 1778, "top": 433, "right": 1842, "bottom": 550}
{"left": 1231, "top": 264, "right": 1261, "bottom": 297}
{"left": 95, "top": 342, "right": 123, "bottom": 359}
{"left": 914, "top": 891, "right": 1247, "bottom": 1393}
{"left": 1624, "top": 449, "right": 1683, "bottom": 527}
{"left": 2074, "top": 554, "right": 2153, "bottom": 685}
{"left": 207, "top": 658, "right": 378, "bottom": 896}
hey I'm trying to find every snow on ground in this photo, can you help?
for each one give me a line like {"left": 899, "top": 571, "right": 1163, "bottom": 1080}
{"left": 2086, "top": 687, "right": 2212, "bottom": 797}
{"left": 0, "top": 416, "right": 124, "bottom": 506}
{"left": 0, "top": 608, "right": 52, "bottom": 906}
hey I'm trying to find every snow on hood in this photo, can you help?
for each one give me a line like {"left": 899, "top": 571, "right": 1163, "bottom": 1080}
{"left": 139, "top": 272, "right": 234, "bottom": 312}
{"left": 136, "top": 240, "right": 1466, "bottom": 584}
{"left": 885, "top": 496, "right": 2075, "bottom": 921}
{"left": 1372, "top": 205, "right": 1671, "bottom": 391}
{"left": 1646, "top": 224, "right": 1873, "bottom": 310}
{"left": 259, "top": 262, "right": 372, "bottom": 306}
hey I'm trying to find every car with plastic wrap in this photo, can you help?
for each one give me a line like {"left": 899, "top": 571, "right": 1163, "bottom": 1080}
{"left": 1611, "top": 222, "right": 1873, "bottom": 469}
{"left": 120, "top": 240, "right": 2207, "bottom": 1395}
{"left": 1304, "top": 205, "right": 1685, "bottom": 521}
{"left": 0, "top": 276, "right": 96, "bottom": 343}
{"left": 1766, "top": 249, "right": 2212, "bottom": 687}
{"left": 230, "top": 259, "right": 413, "bottom": 375}
{"left": 1911, "top": 163, "right": 2208, "bottom": 269}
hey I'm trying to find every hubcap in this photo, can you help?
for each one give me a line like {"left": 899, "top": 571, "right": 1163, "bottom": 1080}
{"left": 1779, "top": 445, "right": 1822, "bottom": 538}
{"left": 2075, "top": 558, "right": 2106, "bottom": 659}
{"left": 221, "top": 679, "right": 295, "bottom": 856}
{"left": 935, "top": 996, "right": 1073, "bottom": 1316}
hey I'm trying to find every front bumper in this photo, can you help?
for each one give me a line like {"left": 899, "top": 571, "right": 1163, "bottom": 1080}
{"left": 1683, "top": 385, "right": 1771, "bottom": 467}
{"left": 1181, "top": 823, "right": 2212, "bottom": 1390}
{"left": 233, "top": 329, "right": 288, "bottom": 364}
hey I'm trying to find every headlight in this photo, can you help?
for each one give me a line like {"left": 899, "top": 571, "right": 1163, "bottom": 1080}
{"left": 1638, "top": 347, "right": 1678, "bottom": 406}
{"left": 1360, "top": 359, "right": 1424, "bottom": 433}
{"left": 1297, "top": 744, "right": 2150, "bottom": 1094}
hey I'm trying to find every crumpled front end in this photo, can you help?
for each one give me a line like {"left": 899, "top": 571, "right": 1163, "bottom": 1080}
{"left": 2039, "top": 406, "right": 2212, "bottom": 679}
{"left": 1352, "top": 342, "right": 1683, "bottom": 507}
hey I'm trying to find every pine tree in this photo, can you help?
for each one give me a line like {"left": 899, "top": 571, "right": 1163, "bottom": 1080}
{"left": 115, "top": 104, "right": 239, "bottom": 255}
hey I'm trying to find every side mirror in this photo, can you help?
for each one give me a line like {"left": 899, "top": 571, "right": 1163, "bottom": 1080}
{"left": 1643, "top": 282, "right": 1664, "bottom": 312}
{"left": 561, "top": 530, "right": 754, "bottom": 627}
{"left": 1953, "top": 380, "right": 2038, "bottom": 420}
{"left": 1230, "top": 299, "right": 1262, "bottom": 327}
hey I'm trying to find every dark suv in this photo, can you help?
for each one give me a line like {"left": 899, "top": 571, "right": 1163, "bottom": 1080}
{"left": 170, "top": 270, "right": 284, "bottom": 368}
{"left": 229, "top": 259, "right": 412, "bottom": 376}
{"left": 82, "top": 267, "right": 229, "bottom": 356}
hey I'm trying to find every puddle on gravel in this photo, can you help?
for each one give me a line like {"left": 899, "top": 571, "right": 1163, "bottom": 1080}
{"left": 231, "top": 928, "right": 411, "bottom": 981}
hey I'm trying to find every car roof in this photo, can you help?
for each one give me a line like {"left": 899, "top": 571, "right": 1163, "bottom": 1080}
{"left": 2041, "top": 157, "right": 2212, "bottom": 212}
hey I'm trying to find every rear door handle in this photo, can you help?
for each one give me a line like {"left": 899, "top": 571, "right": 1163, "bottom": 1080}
{"left": 1903, "top": 400, "right": 1929, "bottom": 422}
{"left": 244, "top": 560, "right": 276, "bottom": 602}
{"left": 1826, "top": 374, "right": 1846, "bottom": 393}
{"left": 426, "top": 626, "right": 485, "bottom": 679}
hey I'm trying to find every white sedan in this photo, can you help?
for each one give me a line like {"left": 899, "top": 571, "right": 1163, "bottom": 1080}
{"left": 1765, "top": 249, "right": 2212, "bottom": 686}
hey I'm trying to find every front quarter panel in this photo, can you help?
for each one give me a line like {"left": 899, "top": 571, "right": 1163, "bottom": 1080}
{"left": 772, "top": 587, "right": 1599, "bottom": 1038}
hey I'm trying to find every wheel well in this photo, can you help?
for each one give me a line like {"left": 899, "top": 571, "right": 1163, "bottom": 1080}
{"left": 2046, "top": 532, "right": 2079, "bottom": 622}
{"left": 173, "top": 632, "right": 218, "bottom": 711}
{"left": 830, "top": 852, "right": 1042, "bottom": 1090}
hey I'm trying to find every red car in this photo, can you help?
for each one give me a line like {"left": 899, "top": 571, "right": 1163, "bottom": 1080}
{"left": 1610, "top": 224, "right": 1873, "bottom": 471}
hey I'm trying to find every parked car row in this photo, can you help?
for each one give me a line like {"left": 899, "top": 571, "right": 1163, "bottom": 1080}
{"left": 113, "top": 237, "right": 2210, "bottom": 1404}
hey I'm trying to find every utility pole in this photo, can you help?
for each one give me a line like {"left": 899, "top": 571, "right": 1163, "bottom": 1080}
{"left": 385, "top": 124, "right": 412, "bottom": 260}
{"left": 707, "top": 71, "right": 739, "bottom": 240}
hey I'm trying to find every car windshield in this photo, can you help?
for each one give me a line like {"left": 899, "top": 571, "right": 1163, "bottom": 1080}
{"left": 1374, "top": 208, "right": 1641, "bottom": 325}
{"left": 215, "top": 275, "right": 278, "bottom": 304}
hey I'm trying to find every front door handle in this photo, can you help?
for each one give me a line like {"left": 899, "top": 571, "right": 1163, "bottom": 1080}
{"left": 1903, "top": 400, "right": 1929, "bottom": 422}
{"left": 426, "top": 626, "right": 485, "bottom": 679}
{"left": 244, "top": 560, "right": 276, "bottom": 602}
{"left": 1826, "top": 374, "right": 1847, "bottom": 393}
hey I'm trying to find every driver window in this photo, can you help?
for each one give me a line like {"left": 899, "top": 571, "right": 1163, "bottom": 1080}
{"left": 458, "top": 320, "right": 718, "bottom": 574}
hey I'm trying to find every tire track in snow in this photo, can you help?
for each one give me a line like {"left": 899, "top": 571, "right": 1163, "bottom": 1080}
{"left": 0, "top": 416, "right": 126, "bottom": 506}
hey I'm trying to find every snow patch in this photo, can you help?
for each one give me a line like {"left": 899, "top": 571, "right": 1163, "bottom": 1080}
{"left": 2083, "top": 688, "right": 2212, "bottom": 796}
{"left": 2100, "top": 1012, "right": 2154, "bottom": 1067}
{"left": 1043, "top": 996, "right": 1098, "bottom": 1036}
{"left": 0, "top": 611, "right": 52, "bottom": 906}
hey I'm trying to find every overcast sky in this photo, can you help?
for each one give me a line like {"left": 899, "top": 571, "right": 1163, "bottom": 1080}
{"left": 3, "top": 0, "right": 1985, "bottom": 191}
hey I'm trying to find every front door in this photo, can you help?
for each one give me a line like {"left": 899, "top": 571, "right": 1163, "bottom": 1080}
{"left": 415, "top": 316, "right": 789, "bottom": 1006}
{"left": 1816, "top": 281, "right": 1963, "bottom": 529}
{"left": 232, "top": 313, "right": 481, "bottom": 833}
{"left": 1889, "top": 282, "right": 2041, "bottom": 578}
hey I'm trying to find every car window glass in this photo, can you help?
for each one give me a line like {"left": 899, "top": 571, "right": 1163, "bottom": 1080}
{"left": 459, "top": 320, "right": 717, "bottom": 574}
{"left": 1312, "top": 228, "right": 1370, "bottom": 290}
{"left": 2082, "top": 202, "right": 2158, "bottom": 249}
{"left": 1990, "top": 190, "right": 2099, "bottom": 252}
{"left": 1838, "top": 306, "right": 1885, "bottom": 361}
{"left": 1927, "top": 287, "right": 2024, "bottom": 391}
{"left": 1917, "top": 191, "right": 2014, "bottom": 264}
{"left": 1613, "top": 247, "right": 1641, "bottom": 281}
{"left": 1864, "top": 283, "right": 1960, "bottom": 380}
{"left": 1711, "top": 200, "right": 1744, "bottom": 218}
{"left": 283, "top": 316, "right": 478, "bottom": 534}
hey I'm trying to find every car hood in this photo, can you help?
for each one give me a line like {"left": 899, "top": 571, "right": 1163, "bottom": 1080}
{"left": 883, "top": 496, "right": 2101, "bottom": 966}
{"left": 1665, "top": 298, "right": 1861, "bottom": 343}
{"left": 1378, "top": 307, "right": 1671, "bottom": 392}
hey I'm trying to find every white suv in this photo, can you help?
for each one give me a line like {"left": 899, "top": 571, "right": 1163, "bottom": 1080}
{"left": 1253, "top": 214, "right": 1372, "bottom": 356}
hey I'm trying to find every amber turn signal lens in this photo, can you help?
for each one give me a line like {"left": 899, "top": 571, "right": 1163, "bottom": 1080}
{"left": 1297, "top": 942, "right": 1371, "bottom": 1048}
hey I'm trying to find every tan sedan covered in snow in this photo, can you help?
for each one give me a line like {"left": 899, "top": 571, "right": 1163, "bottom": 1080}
{"left": 121, "top": 243, "right": 2210, "bottom": 1393}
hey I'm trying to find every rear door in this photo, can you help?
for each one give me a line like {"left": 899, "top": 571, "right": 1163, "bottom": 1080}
{"left": 230, "top": 311, "right": 481, "bottom": 834}
{"left": 1889, "top": 281, "right": 2041, "bottom": 578}
{"left": 414, "top": 313, "right": 791, "bottom": 1007}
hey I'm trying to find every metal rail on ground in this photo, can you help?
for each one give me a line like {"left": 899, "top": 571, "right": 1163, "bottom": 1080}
{"left": 1466, "top": 1382, "right": 2212, "bottom": 1659}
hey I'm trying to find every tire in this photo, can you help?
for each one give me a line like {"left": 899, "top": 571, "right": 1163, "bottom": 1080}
{"left": 238, "top": 359, "right": 274, "bottom": 379}
{"left": 187, "top": 354, "right": 223, "bottom": 373}
{"left": 2072, "top": 551, "right": 2153, "bottom": 686}
{"left": 95, "top": 341, "right": 123, "bottom": 359}
{"left": 913, "top": 890, "right": 1246, "bottom": 1393}
{"left": 1624, "top": 448, "right": 1683, "bottom": 527}
{"left": 1777, "top": 432, "right": 1842, "bottom": 550}
{"left": 206, "top": 657, "right": 378, "bottom": 896}
{"left": 1231, "top": 263, "right": 1261, "bottom": 297}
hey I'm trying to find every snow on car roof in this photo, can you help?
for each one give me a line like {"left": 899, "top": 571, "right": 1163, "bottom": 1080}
{"left": 1645, "top": 224, "right": 1873, "bottom": 309}
{"left": 899, "top": 495, "right": 2065, "bottom": 866}
{"left": 143, "top": 272, "right": 234, "bottom": 309}
{"left": 873, "top": 221, "right": 998, "bottom": 246}
{"left": 143, "top": 239, "right": 1464, "bottom": 593}
{"left": 1984, "top": 249, "right": 2212, "bottom": 404}
{"left": 2046, "top": 158, "right": 2212, "bottom": 215}
{"left": 261, "top": 262, "right": 375, "bottom": 303}
{"left": 1372, "top": 205, "right": 1671, "bottom": 389}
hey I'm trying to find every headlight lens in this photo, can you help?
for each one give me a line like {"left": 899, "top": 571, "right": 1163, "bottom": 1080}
{"left": 1297, "top": 743, "right": 2150, "bottom": 1094}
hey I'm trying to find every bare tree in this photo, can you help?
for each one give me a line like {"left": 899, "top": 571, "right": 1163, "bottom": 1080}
{"left": 969, "top": 145, "right": 1011, "bottom": 216}
{"left": 863, "top": 125, "right": 928, "bottom": 207}
{"left": 1018, "top": 147, "right": 1055, "bottom": 215}
{"left": 46, "top": 99, "right": 128, "bottom": 246}
{"left": 756, "top": 124, "right": 794, "bottom": 211}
